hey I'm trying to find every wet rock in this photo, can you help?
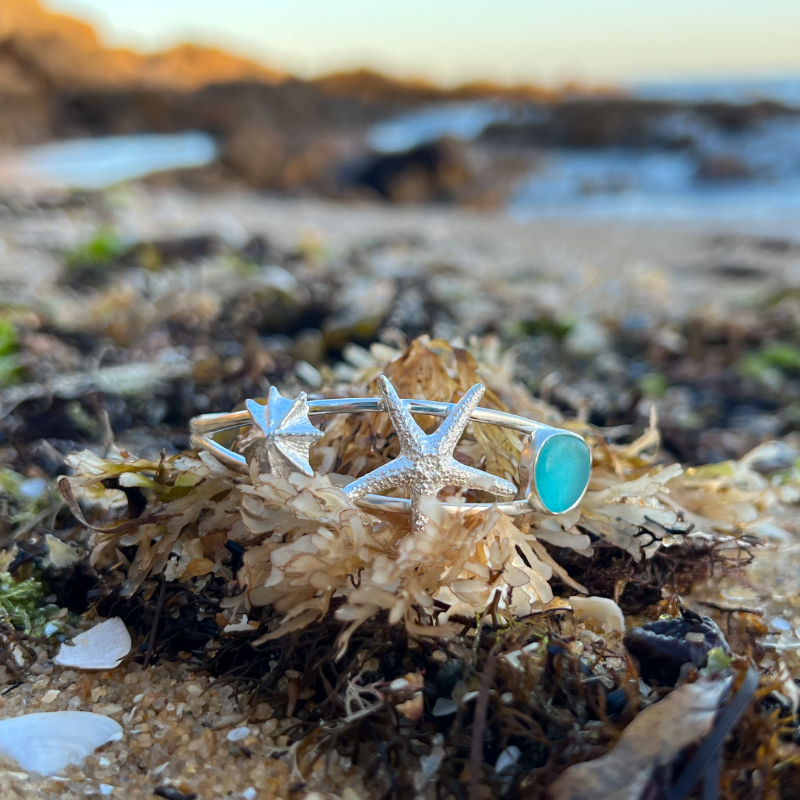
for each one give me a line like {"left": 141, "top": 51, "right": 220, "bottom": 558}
{"left": 350, "top": 137, "right": 474, "bottom": 204}
{"left": 483, "top": 98, "right": 793, "bottom": 151}
{"left": 220, "top": 126, "right": 288, "bottom": 189}
{"left": 707, "top": 262, "right": 768, "bottom": 281}
{"left": 434, "top": 658, "right": 465, "bottom": 699}
{"left": 604, "top": 687, "right": 627, "bottom": 715}
{"left": 696, "top": 154, "right": 753, "bottom": 182}
{"left": 623, "top": 609, "right": 730, "bottom": 686}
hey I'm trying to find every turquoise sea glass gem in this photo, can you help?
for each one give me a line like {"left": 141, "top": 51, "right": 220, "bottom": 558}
{"left": 533, "top": 434, "right": 591, "bottom": 514}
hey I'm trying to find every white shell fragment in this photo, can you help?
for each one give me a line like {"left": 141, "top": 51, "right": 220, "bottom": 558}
{"left": 44, "top": 534, "right": 80, "bottom": 569}
{"left": 226, "top": 726, "right": 250, "bottom": 742}
{"left": 501, "top": 641, "right": 541, "bottom": 671}
{"left": 54, "top": 617, "right": 132, "bottom": 670}
{"left": 431, "top": 698, "right": 458, "bottom": 717}
{"left": 0, "top": 711, "right": 123, "bottom": 776}
{"left": 496, "top": 745, "right": 522, "bottom": 774}
{"left": 569, "top": 596, "right": 626, "bottom": 634}
{"left": 223, "top": 614, "right": 257, "bottom": 633}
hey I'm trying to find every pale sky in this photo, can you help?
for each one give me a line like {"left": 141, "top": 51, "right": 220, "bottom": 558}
{"left": 46, "top": 0, "right": 800, "bottom": 86}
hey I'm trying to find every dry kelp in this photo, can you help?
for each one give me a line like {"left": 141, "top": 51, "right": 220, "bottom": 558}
{"left": 58, "top": 336, "right": 791, "bottom": 652}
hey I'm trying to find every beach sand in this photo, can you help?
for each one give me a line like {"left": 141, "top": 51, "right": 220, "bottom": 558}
{"left": 2, "top": 188, "right": 798, "bottom": 321}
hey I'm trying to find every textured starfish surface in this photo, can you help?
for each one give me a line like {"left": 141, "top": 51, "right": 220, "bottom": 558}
{"left": 344, "top": 376, "right": 517, "bottom": 531}
{"left": 240, "top": 387, "right": 323, "bottom": 478}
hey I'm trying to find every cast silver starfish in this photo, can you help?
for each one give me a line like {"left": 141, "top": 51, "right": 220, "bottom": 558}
{"left": 240, "top": 387, "right": 323, "bottom": 478}
{"left": 344, "top": 376, "right": 516, "bottom": 532}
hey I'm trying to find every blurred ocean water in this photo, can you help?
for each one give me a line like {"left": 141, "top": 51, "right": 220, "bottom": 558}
{"left": 510, "top": 113, "right": 800, "bottom": 224}
{"left": 368, "top": 102, "right": 531, "bottom": 153}
{"left": 2, "top": 132, "right": 217, "bottom": 190}
{"left": 630, "top": 75, "right": 800, "bottom": 107}
{"left": 508, "top": 151, "right": 800, "bottom": 223}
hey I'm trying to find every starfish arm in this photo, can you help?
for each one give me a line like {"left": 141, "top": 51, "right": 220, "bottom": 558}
{"left": 277, "top": 392, "right": 316, "bottom": 433}
{"left": 281, "top": 422, "right": 325, "bottom": 439}
{"left": 279, "top": 415, "right": 325, "bottom": 439}
{"left": 263, "top": 442, "right": 299, "bottom": 479}
{"left": 246, "top": 397, "right": 270, "bottom": 432}
{"left": 448, "top": 461, "right": 517, "bottom": 499}
{"left": 377, "top": 376, "right": 424, "bottom": 452}
{"left": 343, "top": 456, "right": 412, "bottom": 501}
{"left": 434, "top": 383, "right": 485, "bottom": 453}
{"left": 274, "top": 436, "right": 319, "bottom": 477}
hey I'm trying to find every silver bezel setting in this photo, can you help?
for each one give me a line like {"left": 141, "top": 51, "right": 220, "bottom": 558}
{"left": 520, "top": 427, "right": 591, "bottom": 515}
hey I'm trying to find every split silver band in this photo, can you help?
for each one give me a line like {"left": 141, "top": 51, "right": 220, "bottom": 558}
{"left": 189, "top": 392, "right": 591, "bottom": 518}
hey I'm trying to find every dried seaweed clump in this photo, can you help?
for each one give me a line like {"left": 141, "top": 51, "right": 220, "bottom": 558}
{"left": 62, "top": 336, "right": 789, "bottom": 649}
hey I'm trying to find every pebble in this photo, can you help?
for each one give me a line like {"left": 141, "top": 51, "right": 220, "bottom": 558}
{"left": 254, "top": 703, "right": 273, "bottom": 721}
{"left": 433, "top": 659, "right": 465, "bottom": 699}
{"left": 93, "top": 704, "right": 123, "bottom": 716}
{"left": 623, "top": 611, "right": 730, "bottom": 686}
{"left": 226, "top": 726, "right": 250, "bottom": 742}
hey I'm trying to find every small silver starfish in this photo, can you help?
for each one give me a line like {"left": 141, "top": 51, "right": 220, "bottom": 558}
{"left": 344, "top": 376, "right": 516, "bottom": 532}
{"left": 240, "top": 387, "right": 323, "bottom": 478}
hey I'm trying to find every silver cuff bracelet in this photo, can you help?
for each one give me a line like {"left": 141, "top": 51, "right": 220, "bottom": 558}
{"left": 189, "top": 376, "right": 591, "bottom": 532}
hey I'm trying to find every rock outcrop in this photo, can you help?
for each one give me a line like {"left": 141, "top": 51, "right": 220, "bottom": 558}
{"left": 0, "top": 0, "right": 284, "bottom": 93}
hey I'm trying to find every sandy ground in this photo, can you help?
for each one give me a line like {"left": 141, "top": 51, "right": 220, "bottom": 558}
{"left": 2, "top": 188, "right": 799, "bottom": 322}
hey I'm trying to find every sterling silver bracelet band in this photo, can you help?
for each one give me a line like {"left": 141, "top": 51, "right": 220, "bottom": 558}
{"left": 189, "top": 378, "right": 592, "bottom": 523}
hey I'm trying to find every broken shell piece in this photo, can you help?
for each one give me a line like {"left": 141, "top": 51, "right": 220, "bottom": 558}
{"left": 44, "top": 534, "right": 80, "bottom": 569}
{"left": 0, "top": 711, "right": 123, "bottom": 776}
{"left": 396, "top": 694, "right": 424, "bottom": 721}
{"left": 388, "top": 672, "right": 424, "bottom": 693}
{"left": 431, "top": 698, "right": 458, "bottom": 717}
{"left": 54, "top": 617, "right": 131, "bottom": 670}
{"left": 569, "top": 596, "right": 625, "bottom": 634}
{"left": 495, "top": 745, "right": 522, "bottom": 774}
{"left": 501, "top": 641, "right": 542, "bottom": 671}
{"left": 462, "top": 689, "right": 497, "bottom": 703}
{"left": 223, "top": 615, "right": 258, "bottom": 633}
{"left": 226, "top": 726, "right": 250, "bottom": 742}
